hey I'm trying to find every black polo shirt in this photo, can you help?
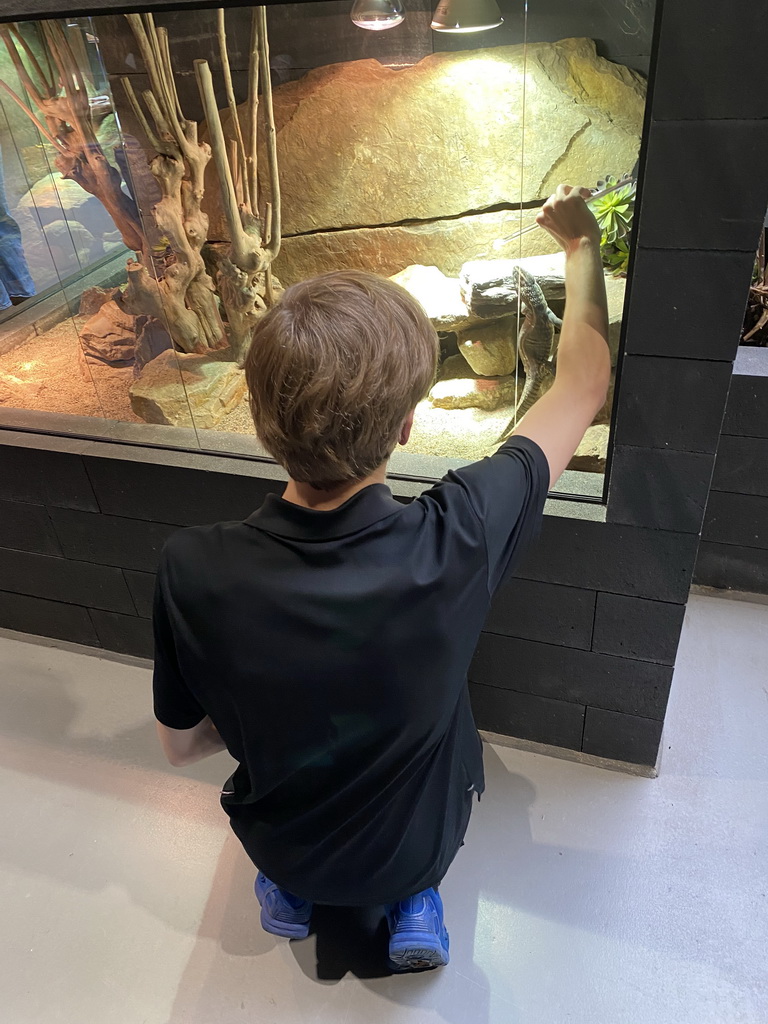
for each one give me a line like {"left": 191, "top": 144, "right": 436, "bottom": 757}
{"left": 153, "top": 435, "right": 549, "bottom": 905}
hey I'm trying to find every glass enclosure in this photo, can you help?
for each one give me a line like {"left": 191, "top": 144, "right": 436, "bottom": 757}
{"left": 0, "top": 1, "right": 656, "bottom": 497}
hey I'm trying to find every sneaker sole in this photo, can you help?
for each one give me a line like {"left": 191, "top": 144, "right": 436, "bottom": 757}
{"left": 388, "top": 933, "right": 449, "bottom": 971}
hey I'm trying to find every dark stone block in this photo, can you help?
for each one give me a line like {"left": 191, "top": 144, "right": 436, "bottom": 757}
{"left": 652, "top": 0, "right": 768, "bottom": 120}
{"left": 593, "top": 593, "right": 685, "bottom": 665}
{"left": 125, "top": 570, "right": 156, "bottom": 618}
{"left": 84, "top": 456, "right": 282, "bottom": 526}
{"left": 711, "top": 436, "right": 768, "bottom": 498}
{"left": 607, "top": 446, "right": 713, "bottom": 533}
{"left": 0, "top": 445, "right": 98, "bottom": 511}
{"left": 582, "top": 707, "right": 664, "bottom": 767}
{"left": 637, "top": 120, "right": 768, "bottom": 252}
{"left": 49, "top": 508, "right": 180, "bottom": 573}
{"left": 516, "top": 517, "right": 699, "bottom": 604}
{"left": 613, "top": 357, "right": 732, "bottom": 453}
{"left": 470, "top": 683, "right": 585, "bottom": 751}
{"left": 470, "top": 633, "right": 673, "bottom": 719}
{"left": 623, "top": 249, "right": 753, "bottom": 361}
{"left": 694, "top": 541, "right": 768, "bottom": 595}
{"left": 89, "top": 609, "right": 154, "bottom": 659}
{"left": 485, "top": 579, "right": 595, "bottom": 650}
{"left": 0, "top": 590, "right": 99, "bottom": 646}
{"left": 0, "top": 547, "right": 134, "bottom": 614}
{"left": 722, "top": 373, "right": 768, "bottom": 439}
{"left": 701, "top": 491, "right": 768, "bottom": 550}
{"left": 0, "top": 500, "right": 61, "bottom": 555}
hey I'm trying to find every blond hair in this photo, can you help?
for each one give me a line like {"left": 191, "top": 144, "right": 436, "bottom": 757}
{"left": 245, "top": 270, "right": 439, "bottom": 489}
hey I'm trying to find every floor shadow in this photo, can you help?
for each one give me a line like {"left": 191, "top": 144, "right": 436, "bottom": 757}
{"left": 295, "top": 905, "right": 393, "bottom": 980}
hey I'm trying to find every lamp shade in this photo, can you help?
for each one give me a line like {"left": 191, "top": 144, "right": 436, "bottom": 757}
{"left": 350, "top": 0, "right": 405, "bottom": 31}
{"left": 431, "top": 0, "right": 504, "bottom": 33}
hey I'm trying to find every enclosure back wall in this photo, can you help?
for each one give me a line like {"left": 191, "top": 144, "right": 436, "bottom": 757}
{"left": 0, "top": 0, "right": 766, "bottom": 771}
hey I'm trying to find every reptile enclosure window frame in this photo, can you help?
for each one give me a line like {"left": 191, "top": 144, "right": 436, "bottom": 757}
{"left": 0, "top": 0, "right": 755, "bottom": 524}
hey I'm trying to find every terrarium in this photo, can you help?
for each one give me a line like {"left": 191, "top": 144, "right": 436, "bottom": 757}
{"left": 0, "top": 0, "right": 655, "bottom": 498}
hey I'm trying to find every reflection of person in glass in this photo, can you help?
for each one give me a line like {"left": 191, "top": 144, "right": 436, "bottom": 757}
{"left": 0, "top": 147, "right": 36, "bottom": 311}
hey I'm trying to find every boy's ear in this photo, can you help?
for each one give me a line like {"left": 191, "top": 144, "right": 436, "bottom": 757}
{"left": 399, "top": 410, "right": 415, "bottom": 446}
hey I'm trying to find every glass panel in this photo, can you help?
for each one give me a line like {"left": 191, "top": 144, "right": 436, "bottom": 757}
{"left": 0, "top": 2, "right": 657, "bottom": 499}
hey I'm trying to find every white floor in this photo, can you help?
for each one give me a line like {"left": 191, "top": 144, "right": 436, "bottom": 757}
{"left": 0, "top": 591, "right": 766, "bottom": 1024}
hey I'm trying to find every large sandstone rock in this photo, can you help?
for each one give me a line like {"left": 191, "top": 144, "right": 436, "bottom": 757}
{"left": 207, "top": 37, "right": 645, "bottom": 240}
{"left": 79, "top": 299, "right": 137, "bottom": 366}
{"left": 460, "top": 253, "right": 569, "bottom": 316}
{"left": 568, "top": 424, "right": 609, "bottom": 473}
{"left": 274, "top": 208, "right": 555, "bottom": 286}
{"left": 389, "top": 265, "right": 474, "bottom": 331}
{"left": 429, "top": 356, "right": 522, "bottom": 412}
{"left": 461, "top": 255, "right": 626, "bottom": 366}
{"left": 130, "top": 350, "right": 246, "bottom": 429}
{"left": 457, "top": 318, "right": 518, "bottom": 377}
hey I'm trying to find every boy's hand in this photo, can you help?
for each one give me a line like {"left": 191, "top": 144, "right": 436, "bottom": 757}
{"left": 535, "top": 184, "right": 602, "bottom": 255}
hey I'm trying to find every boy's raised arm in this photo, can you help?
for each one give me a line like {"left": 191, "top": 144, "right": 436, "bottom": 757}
{"left": 510, "top": 184, "right": 612, "bottom": 487}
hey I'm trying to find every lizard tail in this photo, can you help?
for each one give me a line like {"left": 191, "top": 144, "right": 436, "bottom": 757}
{"left": 495, "top": 364, "right": 556, "bottom": 444}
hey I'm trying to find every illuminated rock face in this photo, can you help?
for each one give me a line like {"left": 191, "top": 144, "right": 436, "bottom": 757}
{"left": 429, "top": 355, "right": 523, "bottom": 412}
{"left": 274, "top": 208, "right": 556, "bottom": 284}
{"left": 129, "top": 350, "right": 246, "bottom": 429}
{"left": 204, "top": 38, "right": 645, "bottom": 282}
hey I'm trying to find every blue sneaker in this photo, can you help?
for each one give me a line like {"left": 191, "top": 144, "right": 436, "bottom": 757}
{"left": 254, "top": 872, "right": 313, "bottom": 939}
{"left": 385, "top": 888, "right": 450, "bottom": 971}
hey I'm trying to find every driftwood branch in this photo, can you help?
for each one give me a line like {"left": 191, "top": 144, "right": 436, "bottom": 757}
{"left": 193, "top": 6, "right": 282, "bottom": 361}
{"left": 121, "top": 77, "right": 163, "bottom": 154}
{"left": 122, "top": 11, "right": 226, "bottom": 354}
{"left": 257, "top": 6, "right": 281, "bottom": 262}
{"left": 246, "top": 10, "right": 260, "bottom": 215}
{"left": 158, "top": 27, "right": 184, "bottom": 125}
{"left": 217, "top": 8, "right": 250, "bottom": 211}
{"left": 195, "top": 58, "right": 258, "bottom": 272}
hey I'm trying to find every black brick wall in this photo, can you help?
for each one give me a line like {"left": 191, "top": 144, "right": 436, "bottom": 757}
{"left": 695, "top": 357, "right": 768, "bottom": 595}
{"left": 0, "top": 439, "right": 284, "bottom": 661}
{"left": 0, "top": 0, "right": 765, "bottom": 771}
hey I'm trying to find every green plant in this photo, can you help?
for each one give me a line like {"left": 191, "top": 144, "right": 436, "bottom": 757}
{"left": 591, "top": 175, "right": 636, "bottom": 277}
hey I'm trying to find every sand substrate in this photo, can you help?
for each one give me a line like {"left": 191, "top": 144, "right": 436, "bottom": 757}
{"left": 0, "top": 315, "right": 141, "bottom": 424}
{"left": 0, "top": 325, "right": 606, "bottom": 469}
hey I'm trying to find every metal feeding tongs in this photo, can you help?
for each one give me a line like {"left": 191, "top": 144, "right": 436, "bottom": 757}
{"left": 480, "top": 174, "right": 636, "bottom": 257}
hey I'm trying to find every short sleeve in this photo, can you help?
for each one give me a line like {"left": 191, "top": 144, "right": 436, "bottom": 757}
{"left": 152, "top": 550, "right": 207, "bottom": 730}
{"left": 435, "top": 435, "right": 550, "bottom": 594}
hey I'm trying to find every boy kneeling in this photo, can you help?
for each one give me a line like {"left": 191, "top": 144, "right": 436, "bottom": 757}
{"left": 153, "top": 186, "right": 609, "bottom": 971}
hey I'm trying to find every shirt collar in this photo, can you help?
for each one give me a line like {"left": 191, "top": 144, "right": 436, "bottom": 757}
{"left": 244, "top": 483, "right": 405, "bottom": 541}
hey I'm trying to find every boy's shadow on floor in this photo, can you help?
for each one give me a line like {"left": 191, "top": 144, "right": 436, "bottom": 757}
{"left": 292, "top": 904, "right": 393, "bottom": 981}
